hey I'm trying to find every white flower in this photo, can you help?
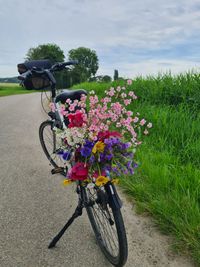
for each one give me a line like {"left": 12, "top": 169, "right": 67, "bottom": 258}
{"left": 87, "top": 183, "right": 95, "bottom": 189}
{"left": 147, "top": 122, "right": 153, "bottom": 128}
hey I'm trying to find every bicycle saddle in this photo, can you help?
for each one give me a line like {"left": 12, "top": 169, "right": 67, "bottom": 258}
{"left": 55, "top": 89, "right": 87, "bottom": 104}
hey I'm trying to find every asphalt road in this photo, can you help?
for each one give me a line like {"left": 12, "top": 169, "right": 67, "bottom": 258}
{"left": 0, "top": 93, "right": 195, "bottom": 267}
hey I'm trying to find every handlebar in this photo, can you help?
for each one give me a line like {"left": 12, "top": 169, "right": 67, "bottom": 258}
{"left": 51, "top": 60, "right": 78, "bottom": 72}
{"left": 17, "top": 60, "right": 78, "bottom": 81}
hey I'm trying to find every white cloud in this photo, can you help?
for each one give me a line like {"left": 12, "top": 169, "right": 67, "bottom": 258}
{"left": 0, "top": 0, "right": 199, "bottom": 77}
{"left": 97, "top": 59, "right": 200, "bottom": 78}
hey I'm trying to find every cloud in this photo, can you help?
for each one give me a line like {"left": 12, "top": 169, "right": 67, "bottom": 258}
{"left": 97, "top": 59, "right": 200, "bottom": 78}
{"left": 0, "top": 0, "right": 199, "bottom": 77}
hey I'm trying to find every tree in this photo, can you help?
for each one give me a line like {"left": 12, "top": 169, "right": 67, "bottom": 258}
{"left": 102, "top": 75, "right": 112, "bottom": 83}
{"left": 25, "top": 43, "right": 66, "bottom": 88}
{"left": 26, "top": 43, "right": 65, "bottom": 63}
{"left": 68, "top": 47, "right": 99, "bottom": 84}
{"left": 114, "top": 69, "right": 119, "bottom": 81}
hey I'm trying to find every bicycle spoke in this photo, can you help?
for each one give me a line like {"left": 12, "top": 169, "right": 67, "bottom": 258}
{"left": 92, "top": 205, "right": 118, "bottom": 256}
{"left": 86, "top": 187, "right": 119, "bottom": 257}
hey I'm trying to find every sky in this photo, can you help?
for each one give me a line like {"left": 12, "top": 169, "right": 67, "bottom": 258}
{"left": 0, "top": 0, "right": 200, "bottom": 78}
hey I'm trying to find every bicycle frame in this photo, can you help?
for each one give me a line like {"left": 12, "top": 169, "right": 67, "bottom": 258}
{"left": 44, "top": 70, "right": 67, "bottom": 129}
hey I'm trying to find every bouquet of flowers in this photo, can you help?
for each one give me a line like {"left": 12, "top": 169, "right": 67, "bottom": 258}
{"left": 52, "top": 80, "right": 152, "bottom": 187}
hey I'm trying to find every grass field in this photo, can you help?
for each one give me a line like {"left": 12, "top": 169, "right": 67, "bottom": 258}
{"left": 73, "top": 72, "right": 200, "bottom": 264}
{"left": 2, "top": 73, "right": 200, "bottom": 264}
{"left": 0, "top": 83, "right": 38, "bottom": 96}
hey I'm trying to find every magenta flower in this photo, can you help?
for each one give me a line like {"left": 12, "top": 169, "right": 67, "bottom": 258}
{"left": 69, "top": 162, "right": 89, "bottom": 181}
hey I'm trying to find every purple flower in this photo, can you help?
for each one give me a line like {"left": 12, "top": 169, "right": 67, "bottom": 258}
{"left": 57, "top": 149, "right": 71, "bottom": 160}
{"left": 104, "top": 137, "right": 120, "bottom": 146}
{"left": 129, "top": 167, "right": 134, "bottom": 175}
{"left": 122, "top": 142, "right": 131, "bottom": 149}
{"left": 89, "top": 155, "right": 95, "bottom": 164}
{"left": 112, "top": 167, "right": 120, "bottom": 175}
{"left": 62, "top": 151, "right": 71, "bottom": 160}
{"left": 81, "top": 146, "right": 92, "bottom": 157}
{"left": 105, "top": 154, "right": 113, "bottom": 161}
{"left": 127, "top": 161, "right": 132, "bottom": 168}
{"left": 134, "top": 163, "right": 138, "bottom": 168}
{"left": 100, "top": 153, "right": 106, "bottom": 161}
{"left": 81, "top": 140, "right": 94, "bottom": 157}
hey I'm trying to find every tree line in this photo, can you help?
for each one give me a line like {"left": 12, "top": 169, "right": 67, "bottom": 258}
{"left": 25, "top": 43, "right": 120, "bottom": 88}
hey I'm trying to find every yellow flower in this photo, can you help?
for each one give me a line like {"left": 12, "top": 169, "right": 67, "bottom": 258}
{"left": 95, "top": 176, "right": 109, "bottom": 187}
{"left": 63, "top": 179, "right": 73, "bottom": 186}
{"left": 111, "top": 179, "right": 119, "bottom": 184}
{"left": 92, "top": 141, "right": 105, "bottom": 154}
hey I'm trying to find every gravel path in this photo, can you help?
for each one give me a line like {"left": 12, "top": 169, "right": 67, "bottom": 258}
{"left": 0, "top": 93, "right": 195, "bottom": 267}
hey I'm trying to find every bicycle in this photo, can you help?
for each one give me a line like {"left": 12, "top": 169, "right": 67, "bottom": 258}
{"left": 17, "top": 60, "right": 128, "bottom": 267}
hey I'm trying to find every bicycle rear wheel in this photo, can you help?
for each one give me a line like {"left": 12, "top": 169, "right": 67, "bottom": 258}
{"left": 39, "top": 120, "right": 67, "bottom": 175}
{"left": 84, "top": 185, "right": 128, "bottom": 267}
{"left": 41, "top": 90, "right": 51, "bottom": 114}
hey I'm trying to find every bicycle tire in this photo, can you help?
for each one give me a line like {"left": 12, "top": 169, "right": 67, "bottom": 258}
{"left": 39, "top": 120, "right": 67, "bottom": 175}
{"left": 41, "top": 90, "right": 52, "bottom": 114}
{"left": 83, "top": 185, "right": 128, "bottom": 267}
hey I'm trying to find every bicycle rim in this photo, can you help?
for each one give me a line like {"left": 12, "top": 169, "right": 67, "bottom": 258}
{"left": 39, "top": 121, "right": 67, "bottom": 175}
{"left": 41, "top": 90, "right": 51, "bottom": 114}
{"left": 84, "top": 186, "right": 128, "bottom": 266}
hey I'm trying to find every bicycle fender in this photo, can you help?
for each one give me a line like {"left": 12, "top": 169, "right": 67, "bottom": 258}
{"left": 106, "top": 183, "right": 123, "bottom": 210}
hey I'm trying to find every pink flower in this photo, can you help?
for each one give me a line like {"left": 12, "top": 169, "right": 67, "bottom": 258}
{"left": 127, "top": 111, "right": 133, "bottom": 116}
{"left": 140, "top": 119, "right": 146, "bottom": 126}
{"left": 80, "top": 94, "right": 87, "bottom": 102}
{"left": 111, "top": 102, "right": 122, "bottom": 115}
{"left": 133, "top": 117, "right": 139, "bottom": 123}
{"left": 116, "top": 86, "right": 121, "bottom": 92}
{"left": 128, "top": 91, "right": 134, "bottom": 97}
{"left": 66, "top": 98, "right": 71, "bottom": 104}
{"left": 107, "top": 87, "right": 115, "bottom": 97}
{"left": 133, "top": 94, "right": 138, "bottom": 100}
{"left": 124, "top": 99, "right": 131, "bottom": 106}
{"left": 144, "top": 129, "right": 149, "bottom": 135}
{"left": 127, "top": 79, "right": 132, "bottom": 85}
{"left": 69, "top": 104, "right": 75, "bottom": 111}
{"left": 101, "top": 97, "right": 111, "bottom": 103}
{"left": 121, "top": 93, "right": 127, "bottom": 98}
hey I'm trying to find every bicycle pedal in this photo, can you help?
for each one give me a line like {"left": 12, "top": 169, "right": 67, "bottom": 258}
{"left": 51, "top": 167, "right": 64, "bottom": 175}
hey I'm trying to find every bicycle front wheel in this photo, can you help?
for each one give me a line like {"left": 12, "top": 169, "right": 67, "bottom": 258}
{"left": 84, "top": 185, "right": 128, "bottom": 267}
{"left": 39, "top": 120, "right": 66, "bottom": 175}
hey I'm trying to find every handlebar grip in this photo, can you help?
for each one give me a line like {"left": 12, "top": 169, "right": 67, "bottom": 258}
{"left": 18, "top": 70, "right": 32, "bottom": 81}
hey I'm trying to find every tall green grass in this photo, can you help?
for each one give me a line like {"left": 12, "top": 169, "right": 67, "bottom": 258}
{"left": 73, "top": 72, "right": 200, "bottom": 264}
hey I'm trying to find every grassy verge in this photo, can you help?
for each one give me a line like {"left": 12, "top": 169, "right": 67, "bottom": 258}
{"left": 73, "top": 73, "right": 200, "bottom": 264}
{"left": 0, "top": 83, "right": 39, "bottom": 96}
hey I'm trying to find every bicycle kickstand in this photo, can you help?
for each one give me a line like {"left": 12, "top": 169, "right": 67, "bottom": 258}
{"left": 48, "top": 202, "right": 83, "bottom": 249}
